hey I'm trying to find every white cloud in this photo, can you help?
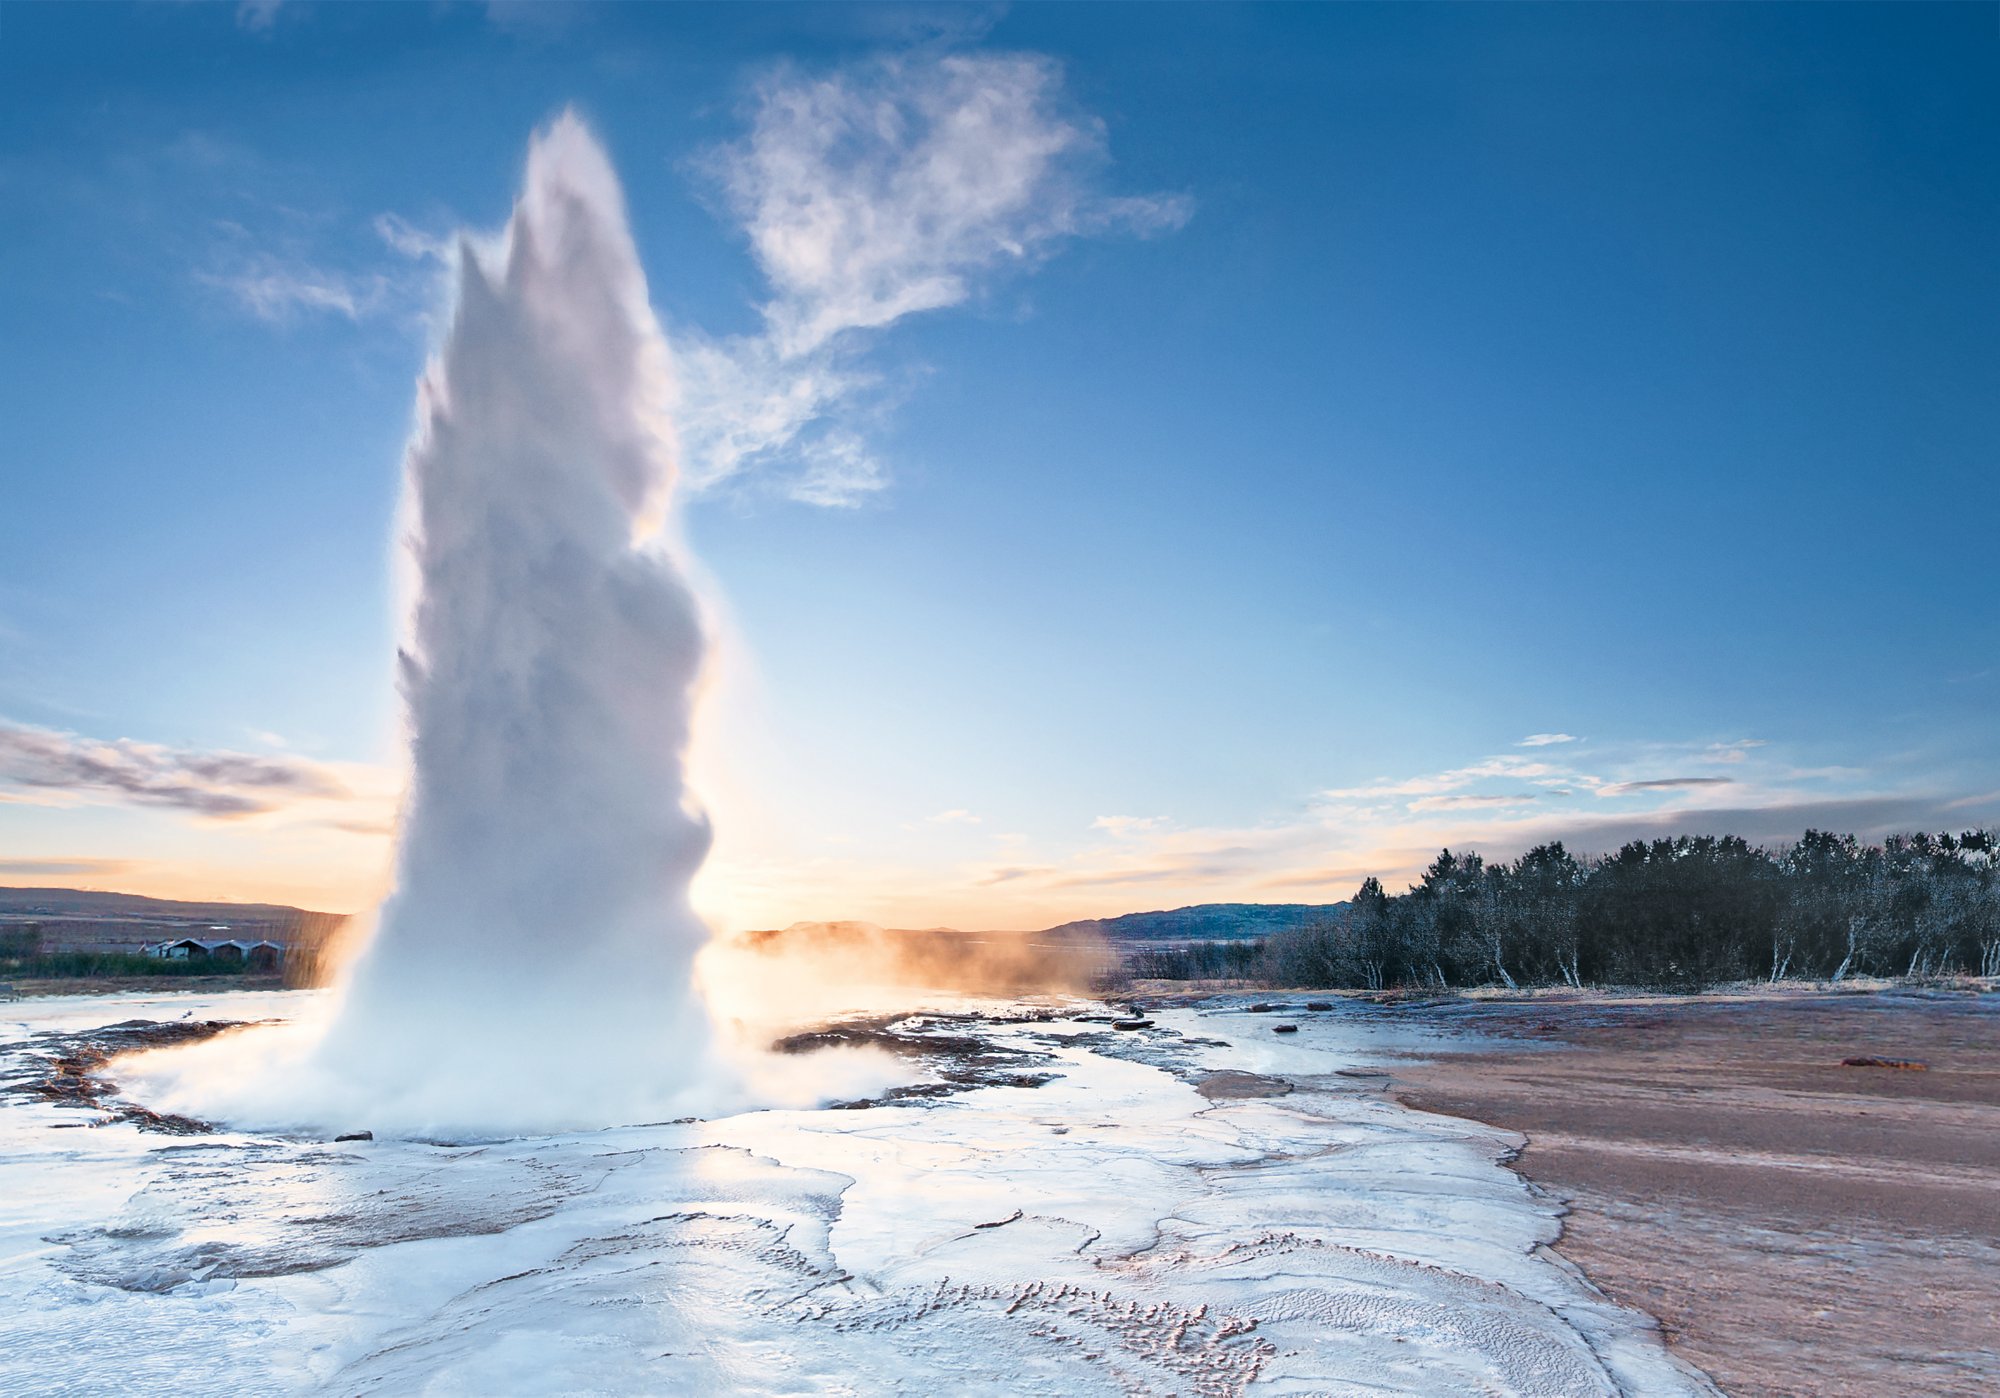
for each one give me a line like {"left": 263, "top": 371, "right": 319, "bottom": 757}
{"left": 236, "top": 0, "right": 282, "bottom": 34}
{"left": 716, "top": 52, "right": 1188, "bottom": 359}
{"left": 200, "top": 257, "right": 386, "bottom": 323}
{"left": 0, "top": 718, "right": 347, "bottom": 819}
{"left": 930, "top": 808, "right": 981, "bottom": 825}
{"left": 675, "top": 50, "right": 1191, "bottom": 506}
{"left": 1597, "top": 776, "right": 1736, "bottom": 797}
{"left": 787, "top": 430, "right": 890, "bottom": 509}
{"left": 1518, "top": 732, "right": 1577, "bottom": 747}
{"left": 202, "top": 212, "right": 455, "bottom": 327}
{"left": 373, "top": 212, "right": 455, "bottom": 263}
{"left": 1408, "top": 793, "right": 1536, "bottom": 813}
{"left": 1319, "top": 757, "right": 1561, "bottom": 803}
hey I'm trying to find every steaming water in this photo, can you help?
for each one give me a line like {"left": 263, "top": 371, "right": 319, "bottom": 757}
{"left": 133, "top": 115, "right": 720, "bottom": 1136}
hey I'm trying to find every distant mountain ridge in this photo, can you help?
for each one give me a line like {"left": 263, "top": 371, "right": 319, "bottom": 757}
{"left": 1038, "top": 902, "right": 1349, "bottom": 944}
{"left": 0, "top": 887, "right": 334, "bottom": 921}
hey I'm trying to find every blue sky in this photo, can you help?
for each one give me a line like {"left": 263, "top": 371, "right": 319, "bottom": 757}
{"left": 1, "top": 2, "right": 1994, "bottom": 926}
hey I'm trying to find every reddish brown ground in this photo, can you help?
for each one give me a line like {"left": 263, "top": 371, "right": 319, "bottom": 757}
{"left": 1383, "top": 991, "right": 2000, "bottom": 1397}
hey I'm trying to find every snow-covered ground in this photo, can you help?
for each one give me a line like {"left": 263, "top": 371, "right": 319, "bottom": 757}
{"left": 0, "top": 991, "right": 1715, "bottom": 1396}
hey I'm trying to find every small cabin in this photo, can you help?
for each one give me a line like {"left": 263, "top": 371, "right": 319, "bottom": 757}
{"left": 147, "top": 937, "right": 284, "bottom": 969}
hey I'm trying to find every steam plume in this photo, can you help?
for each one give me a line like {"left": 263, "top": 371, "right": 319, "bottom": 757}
{"left": 299, "top": 112, "right": 715, "bottom": 1132}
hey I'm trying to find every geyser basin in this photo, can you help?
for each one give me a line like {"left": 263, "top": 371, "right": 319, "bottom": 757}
{"left": 1, "top": 990, "right": 1716, "bottom": 1395}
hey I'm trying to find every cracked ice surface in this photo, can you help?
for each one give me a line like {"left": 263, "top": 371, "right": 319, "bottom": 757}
{"left": 0, "top": 992, "right": 1715, "bottom": 1396}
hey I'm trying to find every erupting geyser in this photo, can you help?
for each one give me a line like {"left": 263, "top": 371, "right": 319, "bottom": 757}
{"left": 121, "top": 113, "right": 924, "bottom": 1134}
{"left": 317, "top": 113, "right": 714, "bottom": 1129}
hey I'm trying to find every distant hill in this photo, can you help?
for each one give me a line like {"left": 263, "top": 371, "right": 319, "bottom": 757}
{"left": 0, "top": 887, "right": 332, "bottom": 922}
{"left": 0, "top": 886, "right": 346, "bottom": 955}
{"left": 1040, "top": 902, "right": 1348, "bottom": 945}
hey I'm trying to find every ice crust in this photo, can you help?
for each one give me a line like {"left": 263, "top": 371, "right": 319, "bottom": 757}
{"left": 0, "top": 992, "right": 1716, "bottom": 1396}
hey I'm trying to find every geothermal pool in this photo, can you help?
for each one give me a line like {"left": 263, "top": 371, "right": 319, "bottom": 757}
{"left": 0, "top": 992, "right": 1714, "bottom": 1396}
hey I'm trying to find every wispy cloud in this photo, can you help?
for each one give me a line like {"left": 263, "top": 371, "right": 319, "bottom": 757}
{"left": 675, "top": 50, "right": 1190, "bottom": 505}
{"left": 930, "top": 808, "right": 981, "bottom": 825}
{"left": 1599, "top": 776, "right": 1735, "bottom": 796}
{"left": 977, "top": 864, "right": 1049, "bottom": 886}
{"left": 1320, "top": 756, "right": 1562, "bottom": 802}
{"left": 188, "top": 166, "right": 451, "bottom": 328}
{"left": 0, "top": 718, "right": 348, "bottom": 819}
{"left": 1408, "top": 793, "right": 1537, "bottom": 812}
{"left": 1518, "top": 732, "right": 1577, "bottom": 747}
{"left": 371, "top": 212, "right": 455, "bottom": 264}
{"left": 199, "top": 256, "right": 387, "bottom": 323}
{"left": 235, "top": 0, "right": 282, "bottom": 34}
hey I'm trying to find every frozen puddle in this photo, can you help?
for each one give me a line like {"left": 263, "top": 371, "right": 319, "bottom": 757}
{"left": 0, "top": 993, "right": 1715, "bottom": 1396}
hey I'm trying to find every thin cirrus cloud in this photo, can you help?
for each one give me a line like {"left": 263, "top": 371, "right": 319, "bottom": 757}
{"left": 0, "top": 718, "right": 349, "bottom": 819}
{"left": 1517, "top": 733, "right": 1578, "bottom": 747}
{"left": 672, "top": 50, "right": 1192, "bottom": 506}
{"left": 1407, "top": 793, "right": 1538, "bottom": 813}
{"left": 1319, "top": 756, "right": 1563, "bottom": 803}
{"left": 199, "top": 257, "right": 387, "bottom": 323}
{"left": 197, "top": 205, "right": 422, "bottom": 326}
{"left": 1597, "top": 776, "right": 1735, "bottom": 796}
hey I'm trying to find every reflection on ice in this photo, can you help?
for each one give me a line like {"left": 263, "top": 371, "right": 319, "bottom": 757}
{"left": 0, "top": 991, "right": 1716, "bottom": 1396}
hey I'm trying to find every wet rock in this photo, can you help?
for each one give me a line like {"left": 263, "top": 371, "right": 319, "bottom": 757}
{"left": 1196, "top": 1071, "right": 1294, "bottom": 1100}
{"left": 1305, "top": 1002, "right": 1333, "bottom": 1012}
{"left": 1272, "top": 1024, "right": 1299, "bottom": 1035}
{"left": 334, "top": 1131, "right": 374, "bottom": 1142}
{"left": 786, "top": 1014, "right": 1062, "bottom": 1108}
{"left": 1, "top": 1018, "right": 238, "bottom": 1134}
{"left": 1112, "top": 1019, "right": 1155, "bottom": 1031}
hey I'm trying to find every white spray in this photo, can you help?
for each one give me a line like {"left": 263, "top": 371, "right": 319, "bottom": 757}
{"left": 128, "top": 113, "right": 738, "bottom": 1135}
{"left": 125, "top": 114, "right": 929, "bottom": 1132}
{"left": 309, "top": 111, "right": 715, "bottom": 1131}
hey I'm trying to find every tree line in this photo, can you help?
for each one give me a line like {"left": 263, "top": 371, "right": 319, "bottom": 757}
{"left": 1131, "top": 829, "right": 2000, "bottom": 992}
